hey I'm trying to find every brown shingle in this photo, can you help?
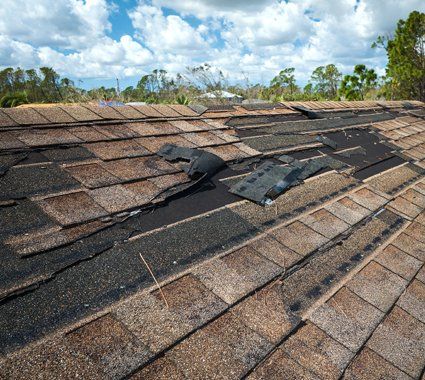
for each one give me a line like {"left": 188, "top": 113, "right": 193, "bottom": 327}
{"left": 67, "top": 126, "right": 109, "bottom": 142}
{"left": 89, "top": 185, "right": 141, "bottom": 213}
{"left": 103, "top": 156, "right": 178, "bottom": 181}
{"left": 66, "top": 314, "right": 151, "bottom": 379}
{"left": 132, "top": 105, "right": 164, "bottom": 117}
{"left": 128, "top": 121, "right": 180, "bottom": 136}
{"left": 183, "top": 131, "right": 226, "bottom": 147}
{"left": 404, "top": 221, "right": 425, "bottom": 243}
{"left": 111, "top": 106, "right": 146, "bottom": 119}
{"left": 367, "top": 306, "right": 425, "bottom": 378}
{"left": 0, "top": 132, "right": 27, "bottom": 149}
{"left": 93, "top": 124, "right": 140, "bottom": 139}
{"left": 349, "top": 187, "right": 388, "bottom": 211}
{"left": 397, "top": 279, "right": 425, "bottom": 323}
{"left": 0, "top": 340, "right": 101, "bottom": 379}
{"left": 300, "top": 208, "right": 349, "bottom": 239}
{"left": 401, "top": 188, "right": 425, "bottom": 208}
{"left": 375, "top": 244, "right": 422, "bottom": 280}
{"left": 231, "top": 283, "right": 300, "bottom": 343}
{"left": 114, "top": 293, "right": 193, "bottom": 353}
{"left": 85, "top": 140, "right": 151, "bottom": 160}
{"left": 271, "top": 221, "right": 329, "bottom": 256}
{"left": 59, "top": 105, "right": 102, "bottom": 121}
{"left": 194, "top": 246, "right": 282, "bottom": 304}
{"left": 204, "top": 144, "right": 250, "bottom": 161}
{"left": 131, "top": 356, "right": 185, "bottom": 380}
{"left": 38, "top": 191, "right": 108, "bottom": 226}
{"left": 247, "top": 348, "right": 317, "bottom": 380}
{"left": 148, "top": 104, "right": 181, "bottom": 117}
{"left": 346, "top": 261, "right": 407, "bottom": 312}
{"left": 325, "top": 196, "right": 371, "bottom": 225}
{"left": 2, "top": 107, "right": 49, "bottom": 125}
{"left": 65, "top": 163, "right": 120, "bottom": 188}
{"left": 152, "top": 274, "right": 227, "bottom": 326}
{"left": 169, "top": 119, "right": 203, "bottom": 132}
{"left": 281, "top": 322, "right": 354, "bottom": 379}
{"left": 149, "top": 172, "right": 190, "bottom": 190}
{"left": 167, "top": 312, "right": 272, "bottom": 379}
{"left": 387, "top": 196, "right": 422, "bottom": 219}
{"left": 137, "top": 135, "right": 196, "bottom": 152}
{"left": 35, "top": 106, "right": 77, "bottom": 123}
{"left": 83, "top": 104, "right": 126, "bottom": 120}
{"left": 0, "top": 109, "right": 18, "bottom": 127}
{"left": 248, "top": 235, "right": 302, "bottom": 268}
{"left": 123, "top": 180, "right": 162, "bottom": 204}
{"left": 16, "top": 128, "right": 82, "bottom": 146}
{"left": 168, "top": 104, "right": 198, "bottom": 117}
{"left": 392, "top": 233, "right": 425, "bottom": 261}
{"left": 310, "top": 287, "right": 383, "bottom": 351}
{"left": 343, "top": 347, "right": 412, "bottom": 380}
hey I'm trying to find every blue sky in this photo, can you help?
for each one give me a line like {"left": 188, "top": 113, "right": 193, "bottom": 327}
{"left": 1, "top": 0, "right": 424, "bottom": 90}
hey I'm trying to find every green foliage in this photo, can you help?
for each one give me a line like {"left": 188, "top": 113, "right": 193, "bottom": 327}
{"left": 373, "top": 11, "right": 425, "bottom": 100}
{"left": 0, "top": 92, "right": 29, "bottom": 108}
{"left": 176, "top": 94, "right": 190, "bottom": 105}
{"left": 310, "top": 64, "right": 342, "bottom": 99}
{"left": 270, "top": 67, "right": 298, "bottom": 96}
{"left": 339, "top": 64, "right": 378, "bottom": 100}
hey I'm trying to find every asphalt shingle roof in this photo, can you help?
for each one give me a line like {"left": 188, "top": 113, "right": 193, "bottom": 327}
{"left": 0, "top": 100, "right": 424, "bottom": 379}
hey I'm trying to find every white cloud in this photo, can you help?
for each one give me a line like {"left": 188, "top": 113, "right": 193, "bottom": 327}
{"left": 0, "top": 0, "right": 424, "bottom": 85}
{"left": 129, "top": 4, "right": 208, "bottom": 54}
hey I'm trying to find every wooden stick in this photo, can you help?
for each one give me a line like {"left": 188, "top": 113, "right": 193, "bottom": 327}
{"left": 139, "top": 253, "right": 169, "bottom": 308}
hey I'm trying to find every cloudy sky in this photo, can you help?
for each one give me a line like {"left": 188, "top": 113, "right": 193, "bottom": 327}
{"left": 1, "top": 0, "right": 424, "bottom": 89}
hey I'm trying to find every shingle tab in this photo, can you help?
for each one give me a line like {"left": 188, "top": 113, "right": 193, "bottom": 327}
{"left": 346, "top": 261, "right": 407, "bottom": 312}
{"left": 38, "top": 191, "right": 108, "bottom": 225}
{"left": 367, "top": 306, "right": 425, "bottom": 378}
{"left": 65, "top": 314, "right": 151, "bottom": 379}
{"left": 310, "top": 287, "right": 383, "bottom": 351}
{"left": 85, "top": 140, "right": 151, "bottom": 160}
{"left": 2, "top": 107, "right": 49, "bottom": 125}
{"left": 59, "top": 105, "right": 102, "bottom": 121}
{"left": 167, "top": 312, "right": 272, "bottom": 379}
{"left": 0, "top": 109, "right": 18, "bottom": 128}
{"left": 35, "top": 106, "right": 77, "bottom": 123}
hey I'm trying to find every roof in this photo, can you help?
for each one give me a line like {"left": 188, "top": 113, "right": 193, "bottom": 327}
{"left": 0, "top": 100, "right": 424, "bottom": 379}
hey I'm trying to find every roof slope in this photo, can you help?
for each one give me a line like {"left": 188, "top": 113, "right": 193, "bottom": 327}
{"left": 0, "top": 101, "right": 425, "bottom": 379}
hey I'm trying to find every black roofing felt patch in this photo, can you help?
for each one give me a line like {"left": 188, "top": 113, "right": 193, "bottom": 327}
{"left": 230, "top": 154, "right": 350, "bottom": 205}
{"left": 335, "top": 146, "right": 367, "bottom": 158}
{"left": 158, "top": 144, "right": 225, "bottom": 179}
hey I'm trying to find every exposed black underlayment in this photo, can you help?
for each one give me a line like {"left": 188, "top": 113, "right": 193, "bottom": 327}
{"left": 226, "top": 113, "right": 306, "bottom": 127}
{"left": 0, "top": 163, "right": 81, "bottom": 201}
{"left": 0, "top": 207, "right": 259, "bottom": 354}
{"left": 318, "top": 128, "right": 407, "bottom": 178}
{"left": 241, "top": 103, "right": 283, "bottom": 111}
{"left": 353, "top": 156, "right": 406, "bottom": 180}
{"left": 236, "top": 112, "right": 395, "bottom": 138}
{"left": 0, "top": 166, "right": 244, "bottom": 302}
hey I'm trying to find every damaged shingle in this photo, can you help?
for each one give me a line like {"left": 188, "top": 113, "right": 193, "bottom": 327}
{"left": 158, "top": 144, "right": 225, "bottom": 179}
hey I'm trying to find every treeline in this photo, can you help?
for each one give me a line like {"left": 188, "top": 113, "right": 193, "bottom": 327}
{"left": 0, "top": 11, "right": 423, "bottom": 107}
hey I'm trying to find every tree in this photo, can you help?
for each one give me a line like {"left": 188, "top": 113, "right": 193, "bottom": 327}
{"left": 0, "top": 92, "right": 29, "bottom": 108}
{"left": 310, "top": 64, "right": 342, "bottom": 99}
{"left": 339, "top": 64, "right": 378, "bottom": 100}
{"left": 373, "top": 11, "right": 425, "bottom": 100}
{"left": 270, "top": 67, "right": 297, "bottom": 96}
